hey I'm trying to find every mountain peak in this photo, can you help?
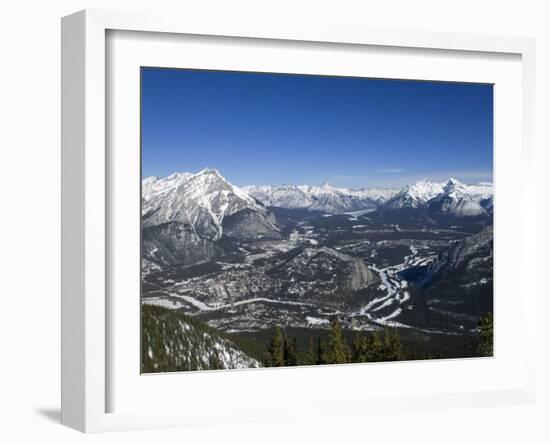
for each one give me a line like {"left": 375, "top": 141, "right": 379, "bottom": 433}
{"left": 443, "top": 178, "right": 467, "bottom": 194}
{"left": 142, "top": 168, "right": 279, "bottom": 241}
{"left": 445, "top": 177, "right": 462, "bottom": 187}
{"left": 380, "top": 179, "right": 444, "bottom": 210}
{"left": 142, "top": 176, "right": 158, "bottom": 186}
{"left": 429, "top": 178, "right": 487, "bottom": 216}
{"left": 197, "top": 167, "right": 222, "bottom": 177}
{"left": 403, "top": 179, "right": 444, "bottom": 200}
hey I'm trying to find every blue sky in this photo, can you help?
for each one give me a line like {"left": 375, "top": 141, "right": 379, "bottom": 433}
{"left": 141, "top": 68, "right": 493, "bottom": 188}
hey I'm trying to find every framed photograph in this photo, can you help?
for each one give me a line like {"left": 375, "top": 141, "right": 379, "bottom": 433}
{"left": 139, "top": 67, "right": 496, "bottom": 372}
{"left": 61, "top": 9, "right": 537, "bottom": 432}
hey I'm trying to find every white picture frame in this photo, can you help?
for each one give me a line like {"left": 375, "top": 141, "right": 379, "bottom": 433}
{"left": 61, "top": 9, "right": 537, "bottom": 433}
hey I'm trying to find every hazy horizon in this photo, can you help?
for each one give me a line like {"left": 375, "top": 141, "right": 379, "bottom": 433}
{"left": 143, "top": 167, "right": 493, "bottom": 191}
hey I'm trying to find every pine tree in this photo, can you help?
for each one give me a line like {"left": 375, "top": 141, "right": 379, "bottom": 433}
{"left": 284, "top": 335, "right": 298, "bottom": 366}
{"left": 262, "top": 351, "right": 273, "bottom": 367}
{"left": 306, "top": 337, "right": 317, "bottom": 365}
{"left": 352, "top": 333, "right": 370, "bottom": 363}
{"left": 316, "top": 336, "right": 328, "bottom": 365}
{"left": 367, "top": 332, "right": 384, "bottom": 362}
{"left": 383, "top": 327, "right": 403, "bottom": 361}
{"left": 476, "top": 312, "right": 493, "bottom": 357}
{"left": 268, "top": 326, "right": 285, "bottom": 367}
{"left": 328, "top": 319, "right": 351, "bottom": 364}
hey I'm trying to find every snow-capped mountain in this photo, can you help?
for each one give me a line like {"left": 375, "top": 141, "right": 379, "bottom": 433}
{"left": 380, "top": 179, "right": 445, "bottom": 210}
{"left": 142, "top": 172, "right": 193, "bottom": 202}
{"left": 143, "top": 171, "right": 493, "bottom": 232}
{"left": 380, "top": 178, "right": 492, "bottom": 217}
{"left": 142, "top": 168, "right": 280, "bottom": 240}
{"left": 428, "top": 178, "right": 487, "bottom": 217}
{"left": 345, "top": 187, "right": 398, "bottom": 203}
{"left": 243, "top": 182, "right": 397, "bottom": 214}
{"left": 466, "top": 182, "right": 493, "bottom": 202}
{"left": 468, "top": 182, "right": 494, "bottom": 214}
{"left": 241, "top": 185, "right": 312, "bottom": 210}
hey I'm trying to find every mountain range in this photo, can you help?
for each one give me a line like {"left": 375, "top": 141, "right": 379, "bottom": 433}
{"left": 141, "top": 168, "right": 494, "bottom": 367}
{"left": 143, "top": 169, "right": 493, "bottom": 223}
{"left": 141, "top": 168, "right": 493, "bottom": 280}
{"left": 243, "top": 182, "right": 396, "bottom": 214}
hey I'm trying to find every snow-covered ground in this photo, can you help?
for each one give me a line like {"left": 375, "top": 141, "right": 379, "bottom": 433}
{"left": 143, "top": 292, "right": 319, "bottom": 313}
{"left": 350, "top": 245, "right": 426, "bottom": 328}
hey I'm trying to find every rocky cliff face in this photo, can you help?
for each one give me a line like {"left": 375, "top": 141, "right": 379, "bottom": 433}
{"left": 422, "top": 225, "right": 493, "bottom": 283}
{"left": 399, "top": 226, "right": 493, "bottom": 332}
{"left": 142, "top": 222, "right": 226, "bottom": 268}
{"left": 221, "top": 208, "right": 282, "bottom": 240}
{"left": 268, "top": 246, "right": 379, "bottom": 302}
{"left": 350, "top": 258, "right": 378, "bottom": 291}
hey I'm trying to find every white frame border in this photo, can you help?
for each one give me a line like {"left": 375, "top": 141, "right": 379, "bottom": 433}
{"left": 61, "top": 9, "right": 537, "bottom": 433}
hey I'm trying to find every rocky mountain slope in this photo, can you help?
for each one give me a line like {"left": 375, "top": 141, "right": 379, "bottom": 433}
{"left": 142, "top": 304, "right": 261, "bottom": 373}
{"left": 142, "top": 222, "right": 227, "bottom": 268}
{"left": 428, "top": 178, "right": 487, "bottom": 217}
{"left": 417, "top": 225, "right": 493, "bottom": 285}
{"left": 268, "top": 245, "right": 380, "bottom": 301}
{"left": 399, "top": 226, "right": 493, "bottom": 332}
{"left": 143, "top": 168, "right": 280, "bottom": 241}
{"left": 142, "top": 169, "right": 282, "bottom": 268}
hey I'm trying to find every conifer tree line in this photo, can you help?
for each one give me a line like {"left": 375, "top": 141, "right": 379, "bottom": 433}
{"left": 262, "top": 319, "right": 404, "bottom": 367}
{"left": 262, "top": 326, "right": 299, "bottom": 367}
{"left": 474, "top": 312, "right": 493, "bottom": 357}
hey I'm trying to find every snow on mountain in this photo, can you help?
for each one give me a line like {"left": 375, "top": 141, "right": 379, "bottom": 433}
{"left": 243, "top": 182, "right": 397, "bottom": 214}
{"left": 242, "top": 185, "right": 312, "bottom": 210}
{"left": 469, "top": 182, "right": 493, "bottom": 215}
{"left": 428, "top": 179, "right": 487, "bottom": 217}
{"left": 480, "top": 196, "right": 493, "bottom": 213}
{"left": 346, "top": 187, "right": 398, "bottom": 203}
{"left": 142, "top": 304, "right": 261, "bottom": 372}
{"left": 142, "top": 168, "right": 280, "bottom": 240}
{"left": 381, "top": 179, "right": 445, "bottom": 210}
{"left": 142, "top": 171, "right": 493, "bottom": 237}
{"left": 142, "top": 172, "right": 193, "bottom": 202}
{"left": 381, "top": 178, "right": 493, "bottom": 216}
{"left": 466, "top": 182, "right": 493, "bottom": 200}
